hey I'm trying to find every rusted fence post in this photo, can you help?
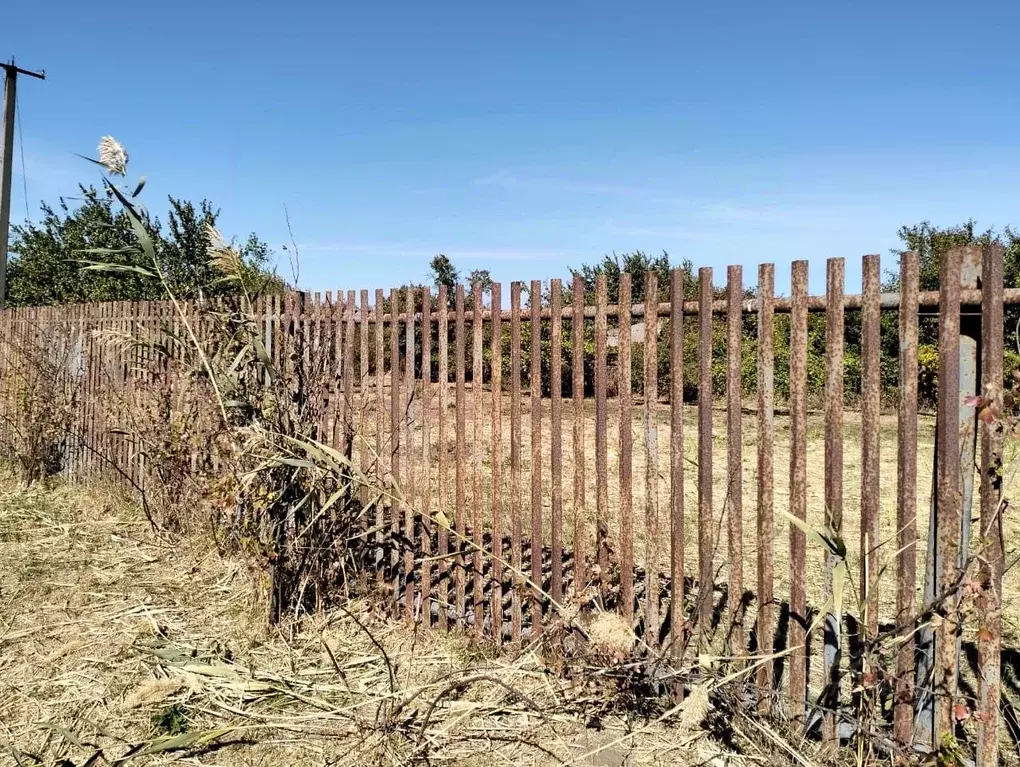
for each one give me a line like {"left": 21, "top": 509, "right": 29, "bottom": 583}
{"left": 619, "top": 272, "right": 634, "bottom": 624}
{"left": 550, "top": 279, "right": 564, "bottom": 608}
{"left": 360, "top": 288, "right": 370, "bottom": 474}
{"left": 595, "top": 275, "right": 609, "bottom": 598}
{"left": 403, "top": 287, "right": 416, "bottom": 620}
{"left": 436, "top": 286, "right": 450, "bottom": 629}
{"left": 389, "top": 288, "right": 402, "bottom": 606}
{"left": 490, "top": 283, "right": 504, "bottom": 644}
{"left": 755, "top": 263, "right": 775, "bottom": 710}
{"left": 668, "top": 267, "right": 685, "bottom": 668}
{"left": 789, "top": 260, "right": 809, "bottom": 722}
{"left": 821, "top": 257, "right": 845, "bottom": 744}
{"left": 529, "top": 279, "right": 543, "bottom": 635}
{"left": 977, "top": 243, "right": 1004, "bottom": 767}
{"left": 858, "top": 255, "right": 881, "bottom": 738}
{"left": 420, "top": 287, "right": 433, "bottom": 626}
{"left": 454, "top": 285, "right": 467, "bottom": 629}
{"left": 472, "top": 285, "right": 485, "bottom": 635}
{"left": 374, "top": 289, "right": 386, "bottom": 590}
{"left": 894, "top": 252, "right": 919, "bottom": 745}
{"left": 916, "top": 245, "right": 980, "bottom": 746}
{"left": 860, "top": 255, "right": 881, "bottom": 637}
{"left": 726, "top": 265, "right": 743, "bottom": 663}
{"left": 644, "top": 271, "right": 661, "bottom": 647}
{"left": 696, "top": 267, "right": 714, "bottom": 640}
{"left": 572, "top": 275, "right": 587, "bottom": 595}
{"left": 510, "top": 282, "right": 523, "bottom": 642}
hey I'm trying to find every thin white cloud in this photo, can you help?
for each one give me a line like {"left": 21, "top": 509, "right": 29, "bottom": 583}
{"left": 474, "top": 169, "right": 653, "bottom": 196}
{"left": 472, "top": 172, "right": 857, "bottom": 232}
{"left": 294, "top": 240, "right": 558, "bottom": 262}
{"left": 699, "top": 202, "right": 838, "bottom": 228}
{"left": 603, "top": 219, "right": 713, "bottom": 241}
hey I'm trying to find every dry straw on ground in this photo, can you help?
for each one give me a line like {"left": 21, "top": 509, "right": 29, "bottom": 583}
{"left": 0, "top": 477, "right": 770, "bottom": 767}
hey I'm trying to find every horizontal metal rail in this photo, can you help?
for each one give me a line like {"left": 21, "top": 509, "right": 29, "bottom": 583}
{"left": 318, "top": 286, "right": 1020, "bottom": 323}
{"left": 9, "top": 287, "right": 1020, "bottom": 323}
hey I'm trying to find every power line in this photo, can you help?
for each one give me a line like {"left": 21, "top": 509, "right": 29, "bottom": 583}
{"left": 17, "top": 100, "right": 29, "bottom": 225}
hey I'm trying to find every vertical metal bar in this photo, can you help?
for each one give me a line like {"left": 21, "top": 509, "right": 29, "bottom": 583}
{"left": 697, "top": 267, "right": 714, "bottom": 637}
{"left": 132, "top": 300, "right": 144, "bottom": 486}
{"left": 550, "top": 279, "right": 564, "bottom": 607}
{"left": 510, "top": 282, "right": 524, "bottom": 642}
{"left": 490, "top": 282, "right": 504, "bottom": 644}
{"left": 300, "top": 292, "right": 311, "bottom": 423}
{"left": 618, "top": 272, "right": 634, "bottom": 624}
{"left": 756, "top": 263, "right": 775, "bottom": 710}
{"left": 530, "top": 279, "right": 544, "bottom": 636}
{"left": 572, "top": 275, "right": 587, "bottom": 594}
{"left": 894, "top": 252, "right": 919, "bottom": 745}
{"left": 319, "top": 292, "right": 329, "bottom": 438}
{"left": 310, "top": 292, "right": 322, "bottom": 441}
{"left": 472, "top": 285, "right": 485, "bottom": 635}
{"left": 822, "top": 257, "right": 845, "bottom": 744}
{"left": 595, "top": 275, "right": 610, "bottom": 595}
{"left": 93, "top": 300, "right": 103, "bottom": 479}
{"left": 345, "top": 291, "right": 356, "bottom": 451}
{"left": 272, "top": 292, "right": 283, "bottom": 376}
{"left": 116, "top": 300, "right": 127, "bottom": 480}
{"left": 77, "top": 301, "right": 87, "bottom": 478}
{"left": 644, "top": 270, "right": 661, "bottom": 647}
{"left": 669, "top": 267, "right": 685, "bottom": 664}
{"left": 360, "top": 289, "right": 370, "bottom": 485}
{"left": 789, "top": 260, "right": 809, "bottom": 722}
{"left": 956, "top": 249, "right": 982, "bottom": 683}
{"left": 74, "top": 301, "right": 84, "bottom": 477}
{"left": 437, "top": 286, "right": 450, "bottom": 630}
{"left": 390, "top": 288, "right": 402, "bottom": 605}
{"left": 726, "top": 265, "right": 743, "bottom": 662}
{"left": 374, "top": 288, "right": 386, "bottom": 589}
{"left": 860, "top": 255, "right": 881, "bottom": 640}
{"left": 187, "top": 298, "right": 201, "bottom": 481}
{"left": 977, "top": 244, "right": 1005, "bottom": 767}
{"left": 330, "top": 293, "right": 342, "bottom": 449}
{"left": 352, "top": 292, "right": 367, "bottom": 592}
{"left": 455, "top": 284, "right": 467, "bottom": 629}
{"left": 935, "top": 246, "right": 962, "bottom": 739}
{"left": 404, "top": 287, "right": 416, "bottom": 620}
{"left": 420, "top": 287, "right": 433, "bottom": 626}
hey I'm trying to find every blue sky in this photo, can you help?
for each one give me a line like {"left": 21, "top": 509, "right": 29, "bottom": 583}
{"left": 6, "top": 0, "right": 1020, "bottom": 295}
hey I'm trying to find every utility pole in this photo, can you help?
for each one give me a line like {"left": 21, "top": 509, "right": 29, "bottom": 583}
{"left": 0, "top": 59, "right": 45, "bottom": 309}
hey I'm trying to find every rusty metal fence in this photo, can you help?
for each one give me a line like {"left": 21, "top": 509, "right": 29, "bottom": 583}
{"left": 0, "top": 246, "right": 1015, "bottom": 760}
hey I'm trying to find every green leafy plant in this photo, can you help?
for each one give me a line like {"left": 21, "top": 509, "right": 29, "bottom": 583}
{"left": 151, "top": 703, "right": 189, "bottom": 736}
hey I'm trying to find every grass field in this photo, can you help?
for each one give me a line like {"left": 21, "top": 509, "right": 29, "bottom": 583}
{"left": 356, "top": 384, "right": 1020, "bottom": 646}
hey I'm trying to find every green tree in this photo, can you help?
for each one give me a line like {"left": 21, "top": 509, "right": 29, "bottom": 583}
{"left": 467, "top": 268, "right": 493, "bottom": 294}
{"left": 569, "top": 250, "right": 692, "bottom": 304}
{"left": 7, "top": 186, "right": 281, "bottom": 307}
{"left": 880, "top": 220, "right": 1020, "bottom": 404}
{"left": 564, "top": 251, "right": 702, "bottom": 399}
{"left": 428, "top": 254, "right": 459, "bottom": 293}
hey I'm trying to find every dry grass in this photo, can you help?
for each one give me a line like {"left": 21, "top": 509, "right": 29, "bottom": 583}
{"left": 0, "top": 475, "right": 775, "bottom": 767}
{"left": 349, "top": 383, "right": 1020, "bottom": 721}
{"left": 359, "top": 385, "right": 1020, "bottom": 635}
